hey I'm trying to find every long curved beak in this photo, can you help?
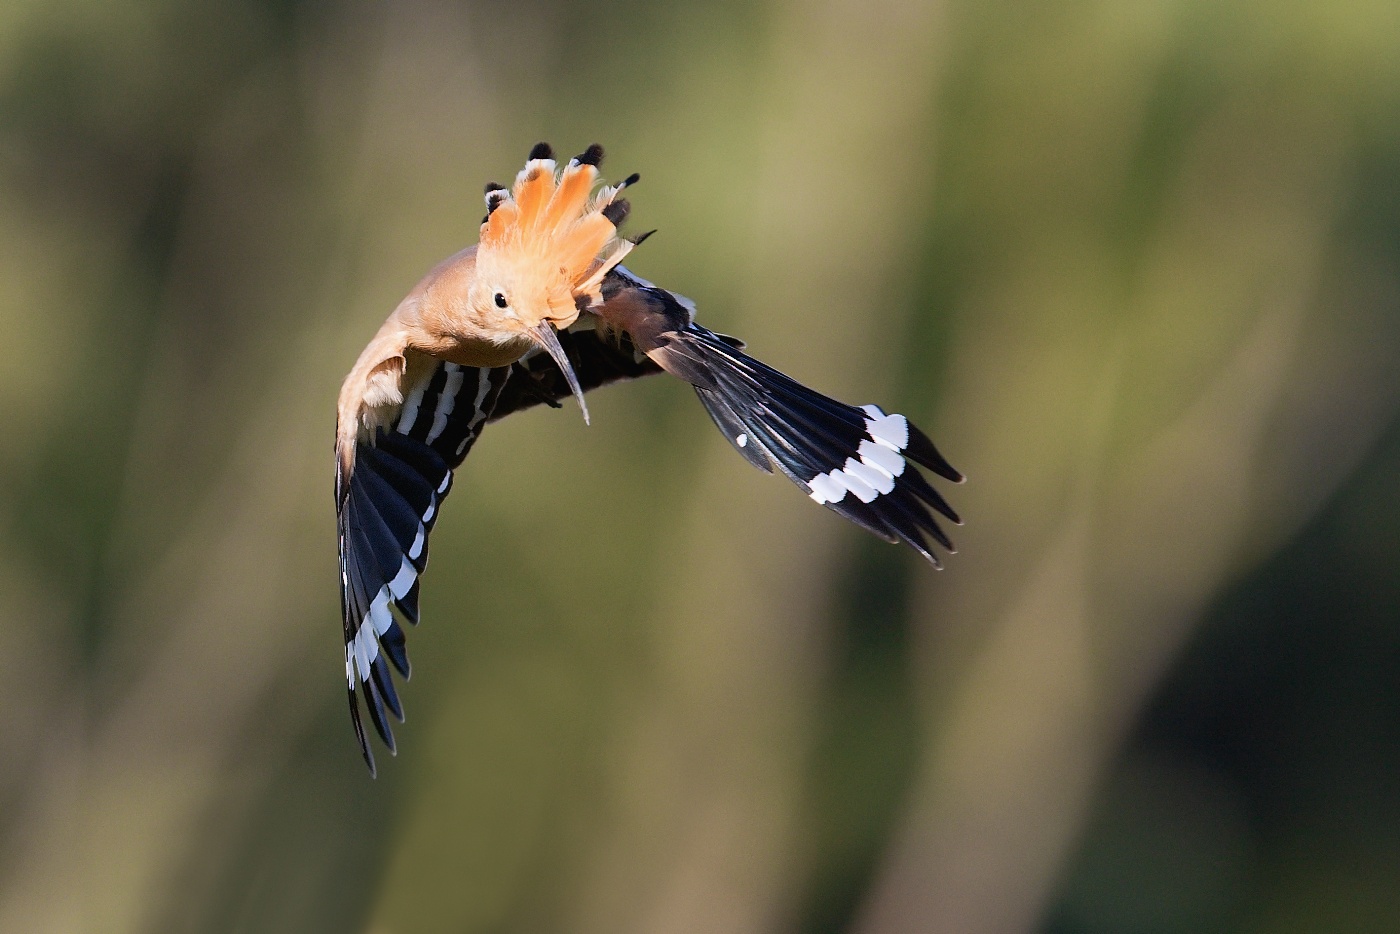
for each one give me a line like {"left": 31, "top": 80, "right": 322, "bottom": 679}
{"left": 528, "top": 322, "right": 590, "bottom": 425}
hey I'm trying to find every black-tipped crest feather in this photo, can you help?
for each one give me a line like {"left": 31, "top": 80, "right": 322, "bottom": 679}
{"left": 601, "top": 199, "right": 630, "bottom": 226}
{"left": 573, "top": 143, "right": 604, "bottom": 166}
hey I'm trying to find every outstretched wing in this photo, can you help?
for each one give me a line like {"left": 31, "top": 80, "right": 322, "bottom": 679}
{"left": 676, "top": 326, "right": 963, "bottom": 565}
{"left": 338, "top": 330, "right": 670, "bottom": 775}
{"left": 591, "top": 277, "right": 964, "bottom": 566}
{"left": 338, "top": 362, "right": 509, "bottom": 775}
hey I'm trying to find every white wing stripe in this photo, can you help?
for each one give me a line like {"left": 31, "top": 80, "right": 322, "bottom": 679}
{"left": 858, "top": 439, "right": 906, "bottom": 478}
{"left": 839, "top": 458, "right": 880, "bottom": 502}
{"left": 398, "top": 379, "right": 428, "bottom": 435}
{"left": 456, "top": 369, "right": 497, "bottom": 455}
{"left": 348, "top": 571, "right": 415, "bottom": 688}
{"left": 354, "top": 624, "right": 373, "bottom": 682}
{"left": 368, "top": 590, "right": 394, "bottom": 635}
{"left": 862, "top": 407, "right": 909, "bottom": 451}
{"left": 387, "top": 558, "right": 417, "bottom": 600}
{"left": 808, "top": 471, "right": 847, "bottom": 505}
{"left": 808, "top": 422, "right": 916, "bottom": 505}
{"left": 845, "top": 457, "right": 894, "bottom": 496}
{"left": 467, "top": 369, "right": 493, "bottom": 430}
{"left": 425, "top": 363, "right": 464, "bottom": 444}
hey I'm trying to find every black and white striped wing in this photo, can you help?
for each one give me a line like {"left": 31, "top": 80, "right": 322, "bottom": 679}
{"left": 672, "top": 325, "right": 963, "bottom": 565}
{"left": 338, "top": 363, "right": 508, "bottom": 775}
{"left": 338, "top": 333, "right": 670, "bottom": 774}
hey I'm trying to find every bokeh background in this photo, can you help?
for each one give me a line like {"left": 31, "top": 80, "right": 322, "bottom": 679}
{"left": 2, "top": 0, "right": 1399, "bottom": 931}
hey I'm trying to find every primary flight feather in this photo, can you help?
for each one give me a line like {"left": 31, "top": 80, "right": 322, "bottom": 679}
{"left": 336, "top": 143, "right": 963, "bottom": 775}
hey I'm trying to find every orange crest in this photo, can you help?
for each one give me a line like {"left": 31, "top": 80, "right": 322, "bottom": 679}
{"left": 478, "top": 143, "right": 639, "bottom": 309}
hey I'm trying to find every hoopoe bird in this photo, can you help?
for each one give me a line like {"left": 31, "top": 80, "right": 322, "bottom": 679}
{"left": 337, "top": 143, "right": 963, "bottom": 774}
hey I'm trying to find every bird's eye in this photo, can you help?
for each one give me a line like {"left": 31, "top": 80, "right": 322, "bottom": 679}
{"left": 494, "top": 292, "right": 508, "bottom": 308}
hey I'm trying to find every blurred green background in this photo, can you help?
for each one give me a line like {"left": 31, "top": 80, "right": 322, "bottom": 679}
{"left": 2, "top": 0, "right": 1399, "bottom": 932}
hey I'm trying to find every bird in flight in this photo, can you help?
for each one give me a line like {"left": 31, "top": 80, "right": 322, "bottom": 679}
{"left": 336, "top": 143, "right": 963, "bottom": 774}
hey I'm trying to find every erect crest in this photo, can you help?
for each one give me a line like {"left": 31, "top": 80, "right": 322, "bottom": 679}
{"left": 479, "top": 142, "right": 641, "bottom": 305}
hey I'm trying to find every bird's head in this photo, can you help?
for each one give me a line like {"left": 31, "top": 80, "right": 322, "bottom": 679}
{"left": 469, "top": 142, "right": 640, "bottom": 424}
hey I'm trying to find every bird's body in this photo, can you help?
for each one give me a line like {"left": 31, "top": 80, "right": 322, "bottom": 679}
{"left": 336, "top": 144, "right": 962, "bottom": 775}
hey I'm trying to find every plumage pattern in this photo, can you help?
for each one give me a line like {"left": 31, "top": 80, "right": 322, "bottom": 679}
{"left": 338, "top": 364, "right": 507, "bottom": 773}
{"left": 336, "top": 144, "right": 962, "bottom": 775}
{"left": 679, "top": 327, "right": 961, "bottom": 565}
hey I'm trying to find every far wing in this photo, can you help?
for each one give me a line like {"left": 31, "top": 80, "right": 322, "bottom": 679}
{"left": 674, "top": 325, "right": 963, "bottom": 566}
{"left": 587, "top": 277, "right": 964, "bottom": 567}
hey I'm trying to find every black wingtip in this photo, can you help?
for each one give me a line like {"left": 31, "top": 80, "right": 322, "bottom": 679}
{"left": 528, "top": 142, "right": 553, "bottom": 161}
{"left": 370, "top": 656, "right": 404, "bottom": 722}
{"left": 910, "top": 541, "right": 944, "bottom": 570}
{"left": 363, "top": 681, "right": 397, "bottom": 755}
{"left": 620, "top": 172, "right": 640, "bottom": 188}
{"left": 350, "top": 689, "right": 378, "bottom": 778}
{"left": 630, "top": 229, "right": 657, "bottom": 246}
{"left": 905, "top": 423, "right": 963, "bottom": 484}
{"left": 380, "top": 618, "right": 411, "bottom": 678}
{"left": 573, "top": 143, "right": 604, "bottom": 167}
{"left": 901, "top": 468, "right": 960, "bottom": 526}
{"left": 398, "top": 578, "right": 421, "bottom": 626}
